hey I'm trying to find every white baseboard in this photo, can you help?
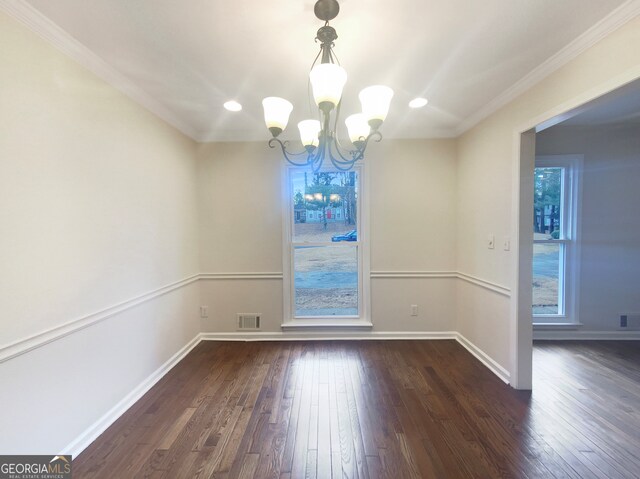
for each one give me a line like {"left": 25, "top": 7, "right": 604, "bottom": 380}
{"left": 63, "top": 330, "right": 512, "bottom": 458}
{"left": 63, "top": 334, "right": 202, "bottom": 458}
{"left": 455, "top": 333, "right": 511, "bottom": 384}
{"left": 199, "top": 331, "right": 457, "bottom": 341}
{"left": 201, "top": 331, "right": 511, "bottom": 384}
{"left": 198, "top": 332, "right": 513, "bottom": 385}
{"left": 534, "top": 330, "right": 640, "bottom": 340}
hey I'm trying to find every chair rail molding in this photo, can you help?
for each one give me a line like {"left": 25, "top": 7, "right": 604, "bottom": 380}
{"left": 0, "top": 274, "right": 200, "bottom": 363}
{"left": 0, "top": 270, "right": 512, "bottom": 363}
{"left": 457, "top": 272, "right": 511, "bottom": 297}
{"left": 200, "top": 272, "right": 284, "bottom": 280}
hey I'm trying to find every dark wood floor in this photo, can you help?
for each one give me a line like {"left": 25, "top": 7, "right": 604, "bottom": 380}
{"left": 73, "top": 340, "right": 640, "bottom": 478}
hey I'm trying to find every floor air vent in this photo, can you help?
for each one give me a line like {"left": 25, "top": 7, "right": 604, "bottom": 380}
{"left": 237, "top": 314, "right": 261, "bottom": 331}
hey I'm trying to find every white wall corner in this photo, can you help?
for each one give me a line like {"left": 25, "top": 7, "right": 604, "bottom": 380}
{"left": 62, "top": 333, "right": 202, "bottom": 458}
{"left": 455, "top": 333, "right": 511, "bottom": 384}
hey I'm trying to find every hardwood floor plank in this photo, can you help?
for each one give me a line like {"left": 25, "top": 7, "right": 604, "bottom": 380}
{"left": 157, "top": 407, "right": 196, "bottom": 450}
{"left": 316, "top": 383, "right": 332, "bottom": 479}
{"left": 71, "top": 340, "right": 640, "bottom": 479}
{"left": 237, "top": 453, "right": 260, "bottom": 479}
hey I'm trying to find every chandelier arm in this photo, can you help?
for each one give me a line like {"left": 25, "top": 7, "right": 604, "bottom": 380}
{"left": 330, "top": 97, "right": 359, "bottom": 164}
{"left": 332, "top": 98, "right": 346, "bottom": 150}
{"left": 329, "top": 155, "right": 357, "bottom": 171}
{"left": 329, "top": 47, "right": 341, "bottom": 66}
{"left": 325, "top": 138, "right": 358, "bottom": 171}
{"left": 354, "top": 130, "right": 383, "bottom": 161}
{"left": 268, "top": 138, "right": 315, "bottom": 167}
{"left": 310, "top": 46, "right": 323, "bottom": 69}
{"left": 365, "top": 130, "right": 383, "bottom": 145}
{"left": 332, "top": 132, "right": 352, "bottom": 157}
{"left": 311, "top": 140, "right": 327, "bottom": 173}
{"left": 337, "top": 130, "right": 383, "bottom": 165}
{"left": 332, "top": 131, "right": 357, "bottom": 163}
{"left": 331, "top": 99, "right": 362, "bottom": 162}
{"left": 328, "top": 136, "right": 357, "bottom": 165}
{"left": 308, "top": 46, "right": 324, "bottom": 116}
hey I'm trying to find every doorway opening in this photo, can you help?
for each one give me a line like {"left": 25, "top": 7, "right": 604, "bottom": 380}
{"left": 514, "top": 76, "right": 640, "bottom": 389}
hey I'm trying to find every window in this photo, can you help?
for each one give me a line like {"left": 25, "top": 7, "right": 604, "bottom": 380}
{"left": 533, "top": 156, "right": 582, "bottom": 324}
{"left": 283, "top": 167, "right": 369, "bottom": 325}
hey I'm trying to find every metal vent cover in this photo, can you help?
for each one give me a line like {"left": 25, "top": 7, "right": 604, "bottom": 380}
{"left": 237, "top": 314, "right": 261, "bottom": 330}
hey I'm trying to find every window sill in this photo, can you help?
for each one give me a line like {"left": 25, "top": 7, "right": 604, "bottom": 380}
{"left": 281, "top": 319, "right": 373, "bottom": 330}
{"left": 533, "top": 322, "right": 583, "bottom": 330}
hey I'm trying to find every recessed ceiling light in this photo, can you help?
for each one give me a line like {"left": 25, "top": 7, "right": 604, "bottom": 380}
{"left": 223, "top": 100, "right": 242, "bottom": 112}
{"left": 409, "top": 97, "right": 428, "bottom": 109}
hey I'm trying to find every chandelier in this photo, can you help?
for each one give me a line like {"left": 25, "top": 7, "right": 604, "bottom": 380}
{"left": 261, "top": 0, "right": 393, "bottom": 172}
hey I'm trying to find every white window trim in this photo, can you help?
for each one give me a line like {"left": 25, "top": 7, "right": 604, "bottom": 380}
{"left": 533, "top": 155, "right": 583, "bottom": 326}
{"left": 281, "top": 163, "right": 371, "bottom": 329}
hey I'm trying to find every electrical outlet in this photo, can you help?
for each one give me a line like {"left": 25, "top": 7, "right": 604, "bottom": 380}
{"left": 487, "top": 235, "right": 495, "bottom": 249}
{"left": 200, "top": 306, "right": 208, "bottom": 318}
{"left": 621, "top": 315, "right": 628, "bottom": 328}
{"left": 410, "top": 305, "right": 418, "bottom": 316}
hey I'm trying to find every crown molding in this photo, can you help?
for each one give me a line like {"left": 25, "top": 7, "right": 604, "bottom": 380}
{"left": 455, "top": 0, "right": 640, "bottom": 137}
{"left": 0, "top": 0, "right": 199, "bottom": 140}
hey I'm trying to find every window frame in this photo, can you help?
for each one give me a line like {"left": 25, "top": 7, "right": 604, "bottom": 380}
{"left": 533, "top": 155, "right": 583, "bottom": 326}
{"left": 281, "top": 163, "right": 371, "bottom": 329}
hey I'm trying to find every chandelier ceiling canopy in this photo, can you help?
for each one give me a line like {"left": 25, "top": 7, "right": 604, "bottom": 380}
{"left": 262, "top": 0, "right": 393, "bottom": 172}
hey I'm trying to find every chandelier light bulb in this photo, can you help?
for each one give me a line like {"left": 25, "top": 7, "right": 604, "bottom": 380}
{"left": 262, "top": 97, "right": 293, "bottom": 136}
{"left": 298, "top": 120, "right": 321, "bottom": 148}
{"left": 345, "top": 113, "right": 370, "bottom": 147}
{"left": 359, "top": 85, "right": 394, "bottom": 129}
{"left": 309, "top": 63, "right": 348, "bottom": 110}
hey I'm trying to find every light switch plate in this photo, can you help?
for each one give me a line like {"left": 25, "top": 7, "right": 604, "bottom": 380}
{"left": 487, "top": 234, "right": 495, "bottom": 249}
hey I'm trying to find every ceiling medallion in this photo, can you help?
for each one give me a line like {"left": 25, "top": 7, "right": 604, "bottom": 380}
{"left": 262, "top": 0, "right": 393, "bottom": 171}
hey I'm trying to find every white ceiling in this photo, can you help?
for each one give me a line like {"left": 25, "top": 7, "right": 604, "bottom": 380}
{"left": 18, "top": 0, "right": 634, "bottom": 141}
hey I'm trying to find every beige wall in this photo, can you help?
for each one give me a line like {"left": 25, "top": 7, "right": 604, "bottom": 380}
{"left": 0, "top": 10, "right": 200, "bottom": 453}
{"left": 197, "top": 139, "right": 458, "bottom": 332}
{"left": 456, "top": 17, "right": 640, "bottom": 382}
